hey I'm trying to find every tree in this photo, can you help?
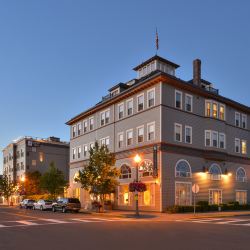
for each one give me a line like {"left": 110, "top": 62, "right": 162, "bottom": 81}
{"left": 0, "top": 175, "right": 16, "bottom": 205}
{"left": 75, "top": 142, "right": 119, "bottom": 211}
{"left": 40, "top": 162, "right": 68, "bottom": 199}
{"left": 22, "top": 171, "right": 42, "bottom": 195}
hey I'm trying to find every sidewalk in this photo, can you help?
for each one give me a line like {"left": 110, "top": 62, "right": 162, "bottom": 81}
{"left": 85, "top": 209, "right": 250, "bottom": 221}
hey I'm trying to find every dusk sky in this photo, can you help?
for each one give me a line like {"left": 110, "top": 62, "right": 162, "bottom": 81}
{"left": 0, "top": 0, "right": 250, "bottom": 173}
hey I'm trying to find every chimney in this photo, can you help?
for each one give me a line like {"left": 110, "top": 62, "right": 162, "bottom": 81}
{"left": 193, "top": 59, "right": 201, "bottom": 86}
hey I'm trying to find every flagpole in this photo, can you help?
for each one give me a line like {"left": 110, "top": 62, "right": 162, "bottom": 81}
{"left": 155, "top": 27, "right": 159, "bottom": 55}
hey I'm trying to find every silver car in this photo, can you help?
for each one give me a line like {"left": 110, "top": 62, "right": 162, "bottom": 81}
{"left": 20, "top": 199, "right": 36, "bottom": 209}
{"left": 33, "top": 199, "right": 53, "bottom": 211}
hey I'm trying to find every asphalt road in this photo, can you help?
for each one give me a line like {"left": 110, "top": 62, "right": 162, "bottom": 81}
{"left": 0, "top": 207, "right": 250, "bottom": 250}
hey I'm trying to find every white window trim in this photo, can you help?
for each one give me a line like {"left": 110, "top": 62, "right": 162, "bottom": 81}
{"left": 236, "top": 190, "right": 247, "bottom": 204}
{"left": 117, "top": 132, "right": 124, "bottom": 148}
{"left": 147, "top": 122, "right": 155, "bottom": 141}
{"left": 242, "top": 114, "right": 247, "bottom": 129}
{"left": 77, "top": 122, "right": 82, "bottom": 136}
{"left": 219, "top": 132, "right": 226, "bottom": 149}
{"left": 72, "top": 125, "right": 77, "bottom": 138}
{"left": 77, "top": 146, "right": 81, "bottom": 159}
{"left": 83, "top": 120, "right": 88, "bottom": 133}
{"left": 209, "top": 189, "right": 223, "bottom": 205}
{"left": 117, "top": 102, "right": 124, "bottom": 120}
{"left": 126, "top": 98, "right": 133, "bottom": 116}
{"left": 205, "top": 130, "right": 211, "bottom": 147}
{"left": 136, "top": 125, "right": 144, "bottom": 144}
{"left": 137, "top": 93, "right": 144, "bottom": 112}
{"left": 175, "top": 181, "right": 192, "bottom": 206}
{"left": 100, "top": 136, "right": 110, "bottom": 146}
{"left": 89, "top": 142, "right": 94, "bottom": 150}
{"left": 83, "top": 144, "right": 88, "bottom": 157}
{"left": 236, "top": 167, "right": 247, "bottom": 182}
{"left": 219, "top": 103, "right": 226, "bottom": 121}
{"left": 175, "top": 90, "right": 182, "bottom": 109}
{"left": 235, "top": 138, "right": 241, "bottom": 153}
{"left": 212, "top": 131, "right": 219, "bottom": 148}
{"left": 126, "top": 129, "right": 133, "bottom": 146}
{"left": 89, "top": 117, "right": 94, "bottom": 130}
{"left": 185, "top": 94, "right": 193, "bottom": 112}
{"left": 174, "top": 123, "right": 182, "bottom": 142}
{"left": 235, "top": 112, "right": 240, "bottom": 127}
{"left": 72, "top": 148, "right": 76, "bottom": 160}
{"left": 184, "top": 125, "right": 192, "bottom": 144}
{"left": 175, "top": 159, "right": 192, "bottom": 178}
{"left": 100, "top": 108, "right": 110, "bottom": 126}
{"left": 147, "top": 88, "right": 155, "bottom": 108}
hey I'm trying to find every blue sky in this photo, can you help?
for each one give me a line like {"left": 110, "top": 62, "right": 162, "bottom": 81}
{"left": 0, "top": 0, "right": 250, "bottom": 173}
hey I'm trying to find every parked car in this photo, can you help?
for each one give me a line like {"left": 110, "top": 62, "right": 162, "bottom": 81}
{"left": 20, "top": 199, "right": 36, "bottom": 209}
{"left": 33, "top": 199, "right": 53, "bottom": 211}
{"left": 52, "top": 198, "right": 81, "bottom": 213}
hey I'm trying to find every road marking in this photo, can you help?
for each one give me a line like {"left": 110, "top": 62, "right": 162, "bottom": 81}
{"left": 71, "top": 218, "right": 102, "bottom": 223}
{"left": 17, "top": 220, "right": 39, "bottom": 226}
{"left": 41, "top": 219, "right": 69, "bottom": 224}
{"left": 0, "top": 224, "right": 7, "bottom": 228}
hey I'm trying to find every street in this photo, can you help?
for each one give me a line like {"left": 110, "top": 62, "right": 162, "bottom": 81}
{"left": 0, "top": 207, "right": 250, "bottom": 250}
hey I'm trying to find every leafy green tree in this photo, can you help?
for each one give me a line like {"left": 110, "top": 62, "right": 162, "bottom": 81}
{"left": 40, "top": 162, "right": 68, "bottom": 199}
{"left": 75, "top": 142, "right": 119, "bottom": 211}
{"left": 0, "top": 175, "right": 16, "bottom": 205}
{"left": 23, "top": 171, "right": 42, "bottom": 195}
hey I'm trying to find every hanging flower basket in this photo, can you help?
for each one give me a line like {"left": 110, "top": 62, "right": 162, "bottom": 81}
{"left": 129, "top": 182, "right": 147, "bottom": 192}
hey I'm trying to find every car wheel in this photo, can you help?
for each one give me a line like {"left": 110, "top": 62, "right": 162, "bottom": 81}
{"left": 40, "top": 206, "right": 43, "bottom": 211}
{"left": 62, "top": 207, "right": 66, "bottom": 213}
{"left": 52, "top": 206, "right": 56, "bottom": 212}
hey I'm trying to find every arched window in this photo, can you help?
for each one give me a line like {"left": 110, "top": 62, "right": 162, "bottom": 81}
{"left": 209, "top": 164, "right": 222, "bottom": 180}
{"left": 175, "top": 160, "right": 191, "bottom": 178}
{"left": 236, "top": 167, "right": 247, "bottom": 182}
{"left": 120, "top": 164, "right": 132, "bottom": 179}
{"left": 139, "top": 160, "right": 153, "bottom": 177}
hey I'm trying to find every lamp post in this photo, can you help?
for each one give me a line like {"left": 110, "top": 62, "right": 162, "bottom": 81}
{"left": 134, "top": 154, "right": 142, "bottom": 217}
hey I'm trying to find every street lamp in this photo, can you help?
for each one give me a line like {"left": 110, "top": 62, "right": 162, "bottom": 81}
{"left": 134, "top": 154, "right": 142, "bottom": 217}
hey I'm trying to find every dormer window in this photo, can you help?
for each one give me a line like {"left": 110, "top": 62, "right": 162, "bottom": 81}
{"left": 111, "top": 89, "right": 119, "bottom": 97}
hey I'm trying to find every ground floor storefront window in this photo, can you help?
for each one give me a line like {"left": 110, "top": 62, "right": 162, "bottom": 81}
{"left": 138, "top": 183, "right": 155, "bottom": 206}
{"left": 118, "top": 185, "right": 132, "bottom": 206}
{"left": 209, "top": 189, "right": 222, "bottom": 205}
{"left": 236, "top": 190, "right": 247, "bottom": 204}
{"left": 175, "top": 182, "right": 191, "bottom": 205}
{"left": 72, "top": 188, "right": 81, "bottom": 200}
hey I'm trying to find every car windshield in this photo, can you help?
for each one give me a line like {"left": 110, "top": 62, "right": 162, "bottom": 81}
{"left": 68, "top": 198, "right": 80, "bottom": 203}
{"left": 28, "top": 200, "right": 35, "bottom": 202}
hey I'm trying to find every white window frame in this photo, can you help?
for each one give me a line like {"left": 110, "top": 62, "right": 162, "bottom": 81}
{"left": 242, "top": 114, "right": 247, "bottom": 129}
{"left": 205, "top": 130, "right": 211, "bottom": 147}
{"left": 83, "top": 144, "right": 88, "bottom": 157}
{"left": 185, "top": 94, "right": 193, "bottom": 112}
{"left": 77, "top": 123, "right": 82, "bottom": 136}
{"left": 83, "top": 120, "right": 88, "bottom": 133}
{"left": 236, "top": 190, "right": 247, "bottom": 205}
{"left": 117, "top": 132, "right": 124, "bottom": 149}
{"left": 137, "top": 125, "right": 144, "bottom": 144}
{"left": 100, "top": 137, "right": 110, "bottom": 146}
{"left": 118, "top": 103, "right": 124, "bottom": 120}
{"left": 126, "top": 129, "right": 133, "bottom": 146}
{"left": 235, "top": 112, "right": 240, "bottom": 127}
{"left": 147, "top": 88, "right": 155, "bottom": 108}
{"left": 184, "top": 126, "right": 192, "bottom": 144}
{"left": 209, "top": 189, "right": 222, "bottom": 205}
{"left": 126, "top": 98, "right": 133, "bottom": 116}
{"left": 174, "top": 123, "right": 182, "bottom": 142}
{"left": 77, "top": 146, "right": 81, "bottom": 159}
{"left": 175, "top": 181, "right": 192, "bottom": 206}
{"left": 137, "top": 93, "right": 144, "bottom": 112}
{"left": 175, "top": 159, "right": 192, "bottom": 178}
{"left": 100, "top": 109, "right": 110, "bottom": 126}
{"left": 175, "top": 90, "right": 182, "bottom": 109}
{"left": 235, "top": 138, "right": 240, "bottom": 153}
{"left": 89, "top": 142, "right": 94, "bottom": 150}
{"left": 72, "top": 148, "right": 76, "bottom": 160}
{"left": 212, "top": 131, "right": 218, "bottom": 148}
{"left": 219, "top": 133, "right": 226, "bottom": 149}
{"left": 72, "top": 126, "right": 76, "bottom": 138}
{"left": 89, "top": 117, "right": 94, "bottom": 131}
{"left": 236, "top": 167, "right": 247, "bottom": 182}
{"left": 147, "top": 122, "right": 155, "bottom": 141}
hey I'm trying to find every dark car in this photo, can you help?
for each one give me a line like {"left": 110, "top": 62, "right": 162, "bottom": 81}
{"left": 52, "top": 198, "right": 81, "bottom": 213}
{"left": 20, "top": 199, "right": 36, "bottom": 209}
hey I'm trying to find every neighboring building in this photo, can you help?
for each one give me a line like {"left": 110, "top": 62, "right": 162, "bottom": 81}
{"left": 2, "top": 136, "right": 69, "bottom": 183}
{"left": 66, "top": 54, "right": 250, "bottom": 212}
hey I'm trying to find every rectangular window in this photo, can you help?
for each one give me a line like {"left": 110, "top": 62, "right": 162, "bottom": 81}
{"left": 126, "top": 130, "right": 133, "bottom": 146}
{"left": 147, "top": 88, "right": 155, "bottom": 108}
{"left": 205, "top": 130, "right": 211, "bottom": 147}
{"left": 77, "top": 146, "right": 81, "bottom": 159}
{"left": 89, "top": 143, "right": 94, "bottom": 150}
{"left": 219, "top": 133, "right": 226, "bottom": 149}
{"left": 72, "top": 148, "right": 76, "bottom": 160}
{"left": 137, "top": 126, "right": 144, "bottom": 143}
{"left": 105, "top": 110, "right": 110, "bottom": 124}
{"left": 212, "top": 131, "right": 218, "bottom": 147}
{"left": 118, "top": 133, "right": 124, "bottom": 148}
{"left": 175, "top": 182, "right": 191, "bottom": 206}
{"left": 175, "top": 90, "right": 182, "bottom": 109}
{"left": 205, "top": 101, "right": 211, "bottom": 117}
{"left": 185, "top": 126, "right": 192, "bottom": 144}
{"left": 235, "top": 138, "right": 240, "bottom": 153}
{"left": 83, "top": 120, "right": 88, "bottom": 133}
{"left": 185, "top": 94, "right": 193, "bottom": 112}
{"left": 77, "top": 123, "right": 82, "bottom": 136}
{"left": 39, "top": 152, "right": 44, "bottom": 162}
{"left": 83, "top": 145, "right": 88, "bottom": 157}
{"left": 72, "top": 126, "right": 76, "bottom": 138}
{"left": 174, "top": 123, "right": 182, "bottom": 142}
{"left": 32, "top": 160, "right": 37, "bottom": 167}
{"left": 235, "top": 112, "right": 240, "bottom": 127}
{"left": 242, "top": 114, "right": 247, "bottom": 129}
{"left": 241, "top": 140, "right": 247, "bottom": 154}
{"left": 236, "top": 190, "right": 247, "bottom": 205}
{"left": 209, "top": 190, "right": 222, "bottom": 205}
{"left": 147, "top": 122, "right": 155, "bottom": 141}
{"left": 89, "top": 117, "right": 94, "bottom": 131}
{"left": 126, "top": 99, "right": 133, "bottom": 116}
{"left": 137, "top": 94, "right": 144, "bottom": 112}
{"left": 219, "top": 104, "right": 225, "bottom": 120}
{"left": 100, "top": 137, "right": 110, "bottom": 146}
{"left": 212, "top": 103, "right": 218, "bottom": 118}
{"left": 100, "top": 112, "right": 105, "bottom": 126}
{"left": 118, "top": 103, "right": 124, "bottom": 119}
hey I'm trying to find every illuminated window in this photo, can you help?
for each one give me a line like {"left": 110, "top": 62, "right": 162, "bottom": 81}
{"left": 175, "top": 182, "right": 191, "bottom": 205}
{"left": 39, "top": 152, "right": 44, "bottom": 162}
{"left": 32, "top": 160, "right": 37, "bottom": 167}
{"left": 236, "top": 190, "right": 247, "bottom": 205}
{"left": 241, "top": 140, "right": 247, "bottom": 154}
{"left": 118, "top": 185, "right": 131, "bottom": 206}
{"left": 119, "top": 164, "right": 131, "bottom": 179}
{"left": 236, "top": 167, "right": 247, "bottom": 182}
{"left": 139, "top": 160, "right": 153, "bottom": 177}
{"left": 209, "top": 189, "right": 222, "bottom": 205}
{"left": 205, "top": 101, "right": 211, "bottom": 117}
{"left": 175, "top": 160, "right": 191, "bottom": 178}
{"left": 212, "top": 103, "right": 218, "bottom": 118}
{"left": 219, "top": 105, "right": 225, "bottom": 120}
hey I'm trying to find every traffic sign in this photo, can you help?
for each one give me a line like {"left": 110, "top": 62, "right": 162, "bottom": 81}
{"left": 192, "top": 184, "right": 199, "bottom": 194}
